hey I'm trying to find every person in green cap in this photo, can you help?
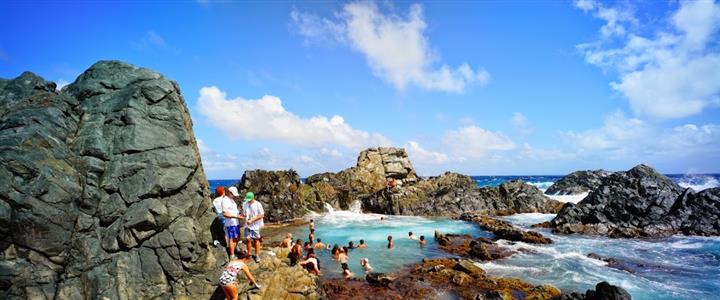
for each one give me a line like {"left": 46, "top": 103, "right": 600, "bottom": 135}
{"left": 242, "top": 192, "right": 264, "bottom": 263}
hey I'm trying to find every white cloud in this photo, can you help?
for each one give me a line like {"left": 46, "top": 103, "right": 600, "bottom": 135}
{"left": 196, "top": 139, "right": 239, "bottom": 172}
{"left": 442, "top": 125, "right": 515, "bottom": 159}
{"left": 320, "top": 147, "right": 343, "bottom": 158}
{"left": 511, "top": 112, "right": 534, "bottom": 136}
{"left": 406, "top": 141, "right": 449, "bottom": 165}
{"left": 577, "top": 0, "right": 720, "bottom": 119}
{"left": 197, "top": 86, "right": 390, "bottom": 149}
{"left": 564, "top": 111, "right": 720, "bottom": 159}
{"left": 292, "top": 2, "right": 489, "bottom": 93}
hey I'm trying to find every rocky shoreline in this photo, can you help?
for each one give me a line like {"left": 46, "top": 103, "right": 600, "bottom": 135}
{"left": 6, "top": 60, "right": 718, "bottom": 299}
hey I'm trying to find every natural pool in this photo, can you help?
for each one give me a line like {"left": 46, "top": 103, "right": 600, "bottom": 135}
{"left": 283, "top": 210, "right": 720, "bottom": 300}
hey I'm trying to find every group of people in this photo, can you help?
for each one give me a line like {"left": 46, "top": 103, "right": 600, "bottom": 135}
{"left": 212, "top": 186, "right": 265, "bottom": 300}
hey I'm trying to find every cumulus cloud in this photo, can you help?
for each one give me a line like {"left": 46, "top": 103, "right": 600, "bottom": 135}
{"left": 406, "top": 141, "right": 449, "bottom": 165}
{"left": 197, "top": 86, "right": 390, "bottom": 149}
{"left": 196, "top": 139, "right": 239, "bottom": 172}
{"left": 442, "top": 125, "right": 515, "bottom": 159}
{"left": 564, "top": 111, "right": 720, "bottom": 159}
{"left": 576, "top": 0, "right": 720, "bottom": 119}
{"left": 292, "top": 2, "right": 489, "bottom": 93}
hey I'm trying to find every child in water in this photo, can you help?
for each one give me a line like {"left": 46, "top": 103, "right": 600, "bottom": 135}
{"left": 360, "top": 257, "right": 373, "bottom": 273}
{"left": 419, "top": 235, "right": 427, "bottom": 246}
{"left": 358, "top": 239, "right": 367, "bottom": 249}
{"left": 387, "top": 235, "right": 393, "bottom": 249}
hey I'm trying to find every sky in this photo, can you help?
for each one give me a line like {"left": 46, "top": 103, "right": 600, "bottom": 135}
{"left": 1, "top": 0, "right": 719, "bottom": 179}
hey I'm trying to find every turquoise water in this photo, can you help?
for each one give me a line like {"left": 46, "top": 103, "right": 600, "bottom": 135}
{"left": 286, "top": 208, "right": 486, "bottom": 278}
{"left": 285, "top": 210, "right": 720, "bottom": 300}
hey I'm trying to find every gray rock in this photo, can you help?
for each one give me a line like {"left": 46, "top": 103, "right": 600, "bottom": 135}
{"left": 551, "top": 164, "right": 720, "bottom": 237}
{"left": 545, "top": 170, "right": 612, "bottom": 195}
{"left": 0, "top": 61, "right": 221, "bottom": 299}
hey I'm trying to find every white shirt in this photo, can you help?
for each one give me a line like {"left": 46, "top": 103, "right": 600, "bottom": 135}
{"left": 212, "top": 197, "right": 224, "bottom": 220}
{"left": 243, "top": 200, "right": 264, "bottom": 231}
{"left": 221, "top": 196, "right": 240, "bottom": 227}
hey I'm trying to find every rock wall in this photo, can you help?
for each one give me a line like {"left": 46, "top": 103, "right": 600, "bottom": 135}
{"left": 0, "top": 61, "right": 223, "bottom": 299}
{"left": 551, "top": 164, "right": 720, "bottom": 237}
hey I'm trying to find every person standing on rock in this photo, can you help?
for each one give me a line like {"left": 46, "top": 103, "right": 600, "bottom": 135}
{"left": 212, "top": 187, "right": 228, "bottom": 248}
{"left": 222, "top": 187, "right": 243, "bottom": 259}
{"left": 242, "top": 192, "right": 264, "bottom": 263}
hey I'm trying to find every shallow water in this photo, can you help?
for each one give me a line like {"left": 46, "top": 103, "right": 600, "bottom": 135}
{"left": 286, "top": 209, "right": 486, "bottom": 278}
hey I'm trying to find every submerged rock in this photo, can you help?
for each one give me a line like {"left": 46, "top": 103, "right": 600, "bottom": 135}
{"left": 551, "top": 164, "right": 720, "bottom": 238}
{"left": 545, "top": 170, "right": 612, "bottom": 195}
{"left": 0, "top": 61, "right": 222, "bottom": 299}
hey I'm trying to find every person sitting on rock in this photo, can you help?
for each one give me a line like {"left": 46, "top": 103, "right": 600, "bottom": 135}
{"left": 358, "top": 239, "right": 367, "bottom": 249}
{"left": 360, "top": 258, "right": 373, "bottom": 273}
{"left": 342, "top": 262, "right": 354, "bottom": 279}
{"left": 288, "top": 238, "right": 303, "bottom": 266}
{"left": 419, "top": 235, "right": 427, "bottom": 246}
{"left": 219, "top": 250, "right": 261, "bottom": 300}
{"left": 299, "top": 248, "right": 321, "bottom": 276}
{"left": 280, "top": 233, "right": 293, "bottom": 250}
{"left": 242, "top": 192, "right": 265, "bottom": 263}
{"left": 221, "top": 187, "right": 243, "bottom": 259}
{"left": 314, "top": 238, "right": 326, "bottom": 249}
{"left": 387, "top": 235, "right": 394, "bottom": 249}
{"left": 408, "top": 231, "right": 417, "bottom": 240}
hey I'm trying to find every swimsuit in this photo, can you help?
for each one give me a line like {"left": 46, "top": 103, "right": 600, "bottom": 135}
{"left": 219, "top": 261, "right": 246, "bottom": 286}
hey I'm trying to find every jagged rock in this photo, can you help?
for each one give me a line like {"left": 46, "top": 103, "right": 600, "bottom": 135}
{"left": 0, "top": 61, "right": 222, "bottom": 299}
{"left": 362, "top": 175, "right": 564, "bottom": 217}
{"left": 551, "top": 164, "right": 720, "bottom": 238}
{"left": 434, "top": 231, "right": 515, "bottom": 260}
{"left": 365, "top": 272, "right": 395, "bottom": 286}
{"left": 233, "top": 249, "right": 321, "bottom": 300}
{"left": 461, "top": 213, "right": 553, "bottom": 244}
{"left": 545, "top": 170, "right": 612, "bottom": 195}
{"left": 553, "top": 281, "right": 631, "bottom": 300}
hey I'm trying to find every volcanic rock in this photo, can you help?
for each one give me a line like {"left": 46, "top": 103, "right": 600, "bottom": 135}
{"left": 461, "top": 213, "right": 553, "bottom": 244}
{"left": 553, "top": 281, "right": 631, "bottom": 300}
{"left": 545, "top": 170, "right": 612, "bottom": 195}
{"left": 0, "top": 61, "right": 223, "bottom": 299}
{"left": 551, "top": 164, "right": 720, "bottom": 237}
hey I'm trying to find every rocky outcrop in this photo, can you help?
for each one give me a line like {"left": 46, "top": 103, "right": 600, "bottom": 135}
{"left": 553, "top": 281, "right": 631, "bottom": 300}
{"left": 362, "top": 175, "right": 564, "bottom": 217}
{"left": 551, "top": 164, "right": 720, "bottom": 237}
{"left": 322, "top": 257, "right": 564, "bottom": 300}
{"left": 434, "top": 231, "right": 515, "bottom": 260}
{"left": 545, "top": 170, "right": 612, "bottom": 195}
{"left": 0, "top": 61, "right": 223, "bottom": 299}
{"left": 460, "top": 213, "right": 553, "bottom": 244}
{"left": 236, "top": 170, "right": 327, "bottom": 223}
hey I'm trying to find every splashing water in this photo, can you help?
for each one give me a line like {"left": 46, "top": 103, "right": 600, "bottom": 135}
{"left": 676, "top": 174, "right": 720, "bottom": 191}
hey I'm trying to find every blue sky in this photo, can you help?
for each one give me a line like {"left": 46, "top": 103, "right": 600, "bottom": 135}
{"left": 1, "top": 0, "right": 719, "bottom": 179}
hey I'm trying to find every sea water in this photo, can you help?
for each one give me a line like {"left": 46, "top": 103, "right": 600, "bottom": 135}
{"left": 486, "top": 214, "right": 720, "bottom": 300}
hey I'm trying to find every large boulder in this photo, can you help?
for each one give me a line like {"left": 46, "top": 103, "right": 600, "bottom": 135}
{"left": 545, "top": 170, "right": 613, "bottom": 195}
{"left": 551, "top": 164, "right": 720, "bottom": 237}
{"left": 554, "top": 281, "right": 631, "bottom": 300}
{"left": 0, "top": 61, "right": 222, "bottom": 299}
{"left": 235, "top": 169, "right": 320, "bottom": 223}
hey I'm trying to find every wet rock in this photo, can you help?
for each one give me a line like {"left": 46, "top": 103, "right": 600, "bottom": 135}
{"left": 366, "top": 272, "right": 396, "bottom": 286}
{"left": 434, "top": 231, "right": 515, "bottom": 260}
{"left": 461, "top": 213, "right": 553, "bottom": 244}
{"left": 0, "top": 61, "right": 220, "bottom": 299}
{"left": 545, "top": 170, "right": 612, "bottom": 195}
{"left": 586, "top": 253, "right": 636, "bottom": 274}
{"left": 236, "top": 249, "right": 322, "bottom": 300}
{"left": 551, "top": 164, "right": 720, "bottom": 238}
{"left": 553, "top": 281, "right": 631, "bottom": 300}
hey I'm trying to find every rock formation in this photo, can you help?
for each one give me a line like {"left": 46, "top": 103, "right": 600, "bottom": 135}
{"left": 545, "top": 170, "right": 612, "bottom": 195}
{"left": 554, "top": 281, "right": 631, "bottom": 300}
{"left": 550, "top": 164, "right": 720, "bottom": 237}
{"left": 460, "top": 213, "right": 553, "bottom": 244}
{"left": 233, "top": 148, "right": 563, "bottom": 220}
{"left": 0, "top": 61, "right": 223, "bottom": 299}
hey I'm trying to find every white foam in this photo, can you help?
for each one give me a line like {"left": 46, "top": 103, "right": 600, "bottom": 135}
{"left": 528, "top": 181, "right": 555, "bottom": 192}
{"left": 546, "top": 192, "right": 589, "bottom": 204}
{"left": 478, "top": 261, "right": 543, "bottom": 273}
{"left": 670, "top": 240, "right": 703, "bottom": 249}
{"left": 677, "top": 175, "right": 719, "bottom": 192}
